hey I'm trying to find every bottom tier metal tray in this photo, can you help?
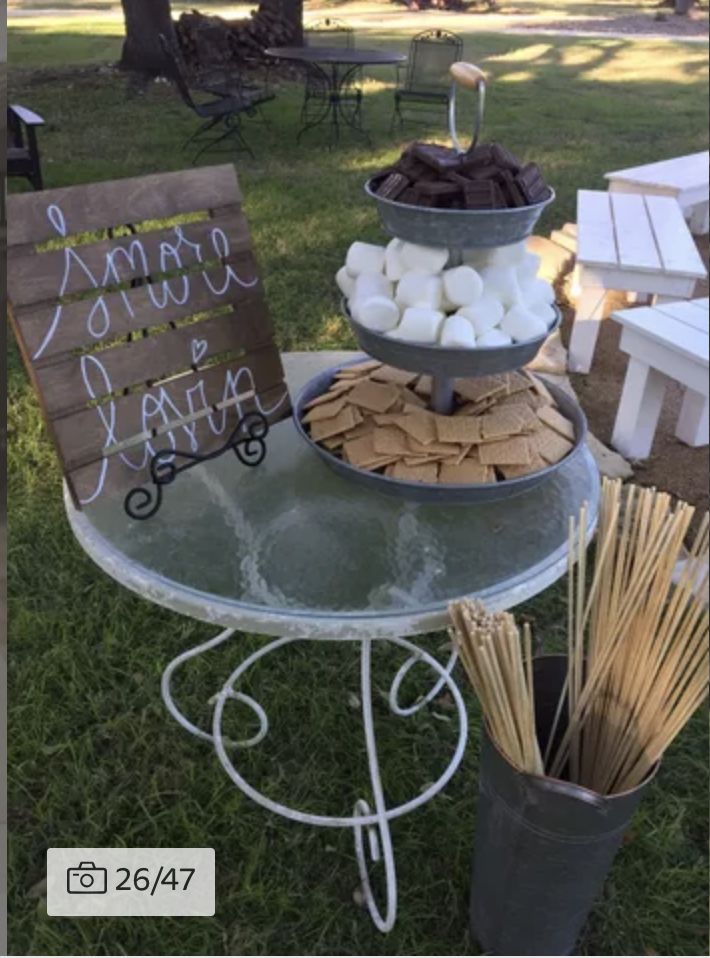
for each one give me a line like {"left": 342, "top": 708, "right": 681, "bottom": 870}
{"left": 293, "top": 358, "right": 589, "bottom": 505}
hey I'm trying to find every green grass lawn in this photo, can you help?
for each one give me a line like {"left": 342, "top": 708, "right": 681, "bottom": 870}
{"left": 7, "top": 19, "right": 710, "bottom": 958}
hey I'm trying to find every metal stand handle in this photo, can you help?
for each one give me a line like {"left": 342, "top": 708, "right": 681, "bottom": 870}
{"left": 448, "top": 61, "right": 487, "bottom": 156}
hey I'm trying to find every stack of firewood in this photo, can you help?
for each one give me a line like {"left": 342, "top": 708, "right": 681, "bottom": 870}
{"left": 175, "top": 9, "right": 297, "bottom": 70}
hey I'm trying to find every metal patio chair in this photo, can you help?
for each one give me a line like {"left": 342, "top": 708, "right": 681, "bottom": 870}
{"left": 302, "top": 18, "right": 362, "bottom": 127}
{"left": 159, "top": 34, "right": 274, "bottom": 162}
{"left": 7, "top": 104, "right": 45, "bottom": 191}
{"left": 392, "top": 30, "right": 463, "bottom": 130}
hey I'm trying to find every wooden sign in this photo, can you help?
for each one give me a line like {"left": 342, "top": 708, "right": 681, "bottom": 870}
{"left": 7, "top": 164, "right": 291, "bottom": 508}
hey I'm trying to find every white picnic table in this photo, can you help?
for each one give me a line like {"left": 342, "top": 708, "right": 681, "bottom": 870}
{"left": 611, "top": 297, "right": 709, "bottom": 459}
{"left": 568, "top": 190, "right": 707, "bottom": 374}
{"left": 606, "top": 151, "right": 709, "bottom": 235}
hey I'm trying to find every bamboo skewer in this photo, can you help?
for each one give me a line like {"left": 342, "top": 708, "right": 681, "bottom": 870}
{"left": 453, "top": 478, "right": 708, "bottom": 798}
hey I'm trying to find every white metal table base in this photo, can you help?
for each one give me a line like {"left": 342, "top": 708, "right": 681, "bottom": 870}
{"left": 161, "top": 629, "right": 468, "bottom": 933}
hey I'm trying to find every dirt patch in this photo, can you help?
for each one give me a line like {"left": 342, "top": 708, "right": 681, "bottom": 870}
{"left": 519, "top": 10, "right": 709, "bottom": 36}
{"left": 561, "top": 234, "right": 709, "bottom": 520}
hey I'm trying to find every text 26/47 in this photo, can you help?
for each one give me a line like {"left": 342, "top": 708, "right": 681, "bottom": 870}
{"left": 115, "top": 866, "right": 195, "bottom": 895}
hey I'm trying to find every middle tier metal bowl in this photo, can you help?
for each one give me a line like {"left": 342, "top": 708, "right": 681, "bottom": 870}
{"left": 365, "top": 179, "right": 556, "bottom": 249}
{"left": 293, "top": 358, "right": 589, "bottom": 505}
{"left": 345, "top": 301, "right": 561, "bottom": 379}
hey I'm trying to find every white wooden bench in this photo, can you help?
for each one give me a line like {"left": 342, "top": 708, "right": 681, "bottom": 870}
{"left": 568, "top": 190, "right": 707, "bottom": 374}
{"left": 610, "top": 297, "right": 709, "bottom": 459}
{"left": 606, "top": 151, "right": 709, "bottom": 236}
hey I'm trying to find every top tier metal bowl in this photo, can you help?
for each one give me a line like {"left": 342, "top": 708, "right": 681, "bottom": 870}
{"left": 365, "top": 179, "right": 556, "bottom": 250}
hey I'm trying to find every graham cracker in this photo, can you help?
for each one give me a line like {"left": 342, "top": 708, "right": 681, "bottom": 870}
{"left": 406, "top": 435, "right": 457, "bottom": 457}
{"left": 336, "top": 359, "right": 382, "bottom": 378}
{"left": 322, "top": 436, "right": 344, "bottom": 450}
{"left": 535, "top": 428, "right": 574, "bottom": 465}
{"left": 303, "top": 378, "right": 357, "bottom": 408}
{"left": 302, "top": 395, "right": 348, "bottom": 424}
{"left": 529, "top": 374, "right": 555, "bottom": 406}
{"left": 347, "top": 379, "right": 401, "bottom": 414}
{"left": 439, "top": 461, "right": 496, "bottom": 484}
{"left": 537, "top": 405, "right": 575, "bottom": 442}
{"left": 499, "top": 455, "right": 548, "bottom": 479}
{"left": 396, "top": 411, "right": 438, "bottom": 445}
{"left": 388, "top": 461, "right": 439, "bottom": 483}
{"left": 343, "top": 433, "right": 392, "bottom": 468}
{"left": 343, "top": 420, "right": 376, "bottom": 441}
{"left": 479, "top": 436, "right": 533, "bottom": 466}
{"left": 370, "top": 365, "right": 419, "bottom": 387}
{"left": 433, "top": 414, "right": 483, "bottom": 445}
{"left": 442, "top": 443, "right": 475, "bottom": 466}
{"left": 506, "top": 371, "right": 533, "bottom": 396}
{"left": 310, "top": 405, "right": 361, "bottom": 441}
{"left": 414, "top": 375, "right": 432, "bottom": 397}
{"left": 453, "top": 402, "right": 480, "bottom": 418}
{"left": 455, "top": 375, "right": 507, "bottom": 404}
{"left": 373, "top": 413, "right": 405, "bottom": 426}
{"left": 398, "top": 386, "right": 428, "bottom": 409}
{"left": 481, "top": 407, "right": 527, "bottom": 441}
{"left": 372, "top": 425, "right": 411, "bottom": 457}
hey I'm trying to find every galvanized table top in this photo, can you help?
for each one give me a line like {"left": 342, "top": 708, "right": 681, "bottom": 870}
{"left": 65, "top": 351, "right": 600, "bottom": 640}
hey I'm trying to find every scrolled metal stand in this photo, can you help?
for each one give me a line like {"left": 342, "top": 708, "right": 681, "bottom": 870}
{"left": 161, "top": 631, "right": 467, "bottom": 933}
{"left": 124, "top": 412, "right": 269, "bottom": 521}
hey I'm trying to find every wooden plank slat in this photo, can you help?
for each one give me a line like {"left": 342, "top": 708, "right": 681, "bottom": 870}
{"left": 7, "top": 164, "right": 241, "bottom": 247}
{"left": 643, "top": 194, "right": 707, "bottom": 279}
{"left": 53, "top": 344, "right": 288, "bottom": 473}
{"left": 8, "top": 210, "right": 252, "bottom": 308}
{"left": 13, "top": 253, "right": 262, "bottom": 363}
{"left": 615, "top": 305, "right": 709, "bottom": 365}
{"left": 67, "top": 382, "right": 290, "bottom": 507}
{"left": 605, "top": 152, "right": 709, "bottom": 191}
{"left": 34, "top": 299, "right": 275, "bottom": 418}
{"left": 652, "top": 300, "right": 709, "bottom": 334}
{"left": 577, "top": 190, "right": 618, "bottom": 268}
{"left": 609, "top": 192, "right": 661, "bottom": 272}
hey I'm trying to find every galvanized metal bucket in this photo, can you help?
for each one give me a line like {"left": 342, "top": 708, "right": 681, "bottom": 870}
{"left": 470, "top": 655, "right": 658, "bottom": 956}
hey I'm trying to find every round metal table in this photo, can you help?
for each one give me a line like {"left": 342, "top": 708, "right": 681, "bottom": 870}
{"left": 65, "top": 350, "right": 600, "bottom": 933}
{"left": 265, "top": 46, "right": 406, "bottom": 145}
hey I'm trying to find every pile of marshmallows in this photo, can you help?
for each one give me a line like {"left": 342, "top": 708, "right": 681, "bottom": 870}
{"left": 337, "top": 238, "right": 557, "bottom": 348}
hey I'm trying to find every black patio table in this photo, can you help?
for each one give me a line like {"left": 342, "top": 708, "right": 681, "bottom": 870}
{"left": 265, "top": 46, "right": 407, "bottom": 145}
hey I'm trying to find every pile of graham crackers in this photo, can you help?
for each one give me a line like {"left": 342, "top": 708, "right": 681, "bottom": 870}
{"left": 302, "top": 359, "right": 577, "bottom": 485}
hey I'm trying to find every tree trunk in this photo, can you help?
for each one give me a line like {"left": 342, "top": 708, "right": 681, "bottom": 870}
{"left": 119, "top": 0, "right": 174, "bottom": 76}
{"left": 259, "top": 0, "right": 303, "bottom": 46}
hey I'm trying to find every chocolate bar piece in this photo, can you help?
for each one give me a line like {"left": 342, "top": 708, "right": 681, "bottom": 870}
{"left": 411, "top": 142, "right": 464, "bottom": 173}
{"left": 461, "top": 144, "right": 497, "bottom": 170}
{"left": 463, "top": 180, "right": 504, "bottom": 210}
{"left": 516, "top": 163, "right": 549, "bottom": 204}
{"left": 491, "top": 144, "right": 521, "bottom": 172}
{"left": 376, "top": 171, "right": 410, "bottom": 201}
{"left": 417, "top": 179, "right": 461, "bottom": 198}
{"left": 499, "top": 169, "right": 528, "bottom": 207}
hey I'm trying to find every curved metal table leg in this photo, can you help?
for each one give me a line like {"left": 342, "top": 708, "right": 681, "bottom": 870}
{"left": 161, "top": 631, "right": 468, "bottom": 933}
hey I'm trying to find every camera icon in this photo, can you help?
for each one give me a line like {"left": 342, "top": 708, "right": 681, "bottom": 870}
{"left": 66, "top": 862, "right": 108, "bottom": 894}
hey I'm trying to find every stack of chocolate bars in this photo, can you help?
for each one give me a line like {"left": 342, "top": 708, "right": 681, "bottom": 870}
{"left": 373, "top": 142, "right": 550, "bottom": 211}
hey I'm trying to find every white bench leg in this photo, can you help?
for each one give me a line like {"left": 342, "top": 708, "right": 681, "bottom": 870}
{"left": 612, "top": 358, "right": 668, "bottom": 460}
{"left": 569, "top": 286, "right": 606, "bottom": 374}
{"left": 676, "top": 389, "right": 709, "bottom": 447}
{"left": 689, "top": 201, "right": 709, "bottom": 236}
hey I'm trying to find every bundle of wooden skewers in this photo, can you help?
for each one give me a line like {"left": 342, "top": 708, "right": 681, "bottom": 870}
{"left": 450, "top": 478, "right": 709, "bottom": 795}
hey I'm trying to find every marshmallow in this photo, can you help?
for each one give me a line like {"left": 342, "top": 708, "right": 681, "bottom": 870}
{"left": 458, "top": 295, "right": 505, "bottom": 335}
{"left": 440, "top": 314, "right": 477, "bottom": 349}
{"left": 389, "top": 307, "right": 444, "bottom": 343}
{"left": 336, "top": 266, "right": 355, "bottom": 299}
{"left": 354, "top": 295, "right": 400, "bottom": 333}
{"left": 442, "top": 265, "right": 484, "bottom": 308}
{"left": 530, "top": 300, "right": 558, "bottom": 328}
{"left": 345, "top": 241, "right": 386, "bottom": 277}
{"left": 518, "top": 250, "right": 542, "bottom": 282}
{"left": 480, "top": 265, "right": 523, "bottom": 308}
{"left": 353, "top": 271, "right": 392, "bottom": 301}
{"left": 478, "top": 328, "right": 513, "bottom": 347}
{"left": 522, "top": 276, "right": 555, "bottom": 307}
{"left": 485, "top": 241, "right": 527, "bottom": 268}
{"left": 398, "top": 241, "right": 449, "bottom": 275}
{"left": 384, "top": 238, "right": 406, "bottom": 282}
{"left": 396, "top": 271, "right": 443, "bottom": 309}
{"left": 500, "top": 305, "right": 548, "bottom": 343}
